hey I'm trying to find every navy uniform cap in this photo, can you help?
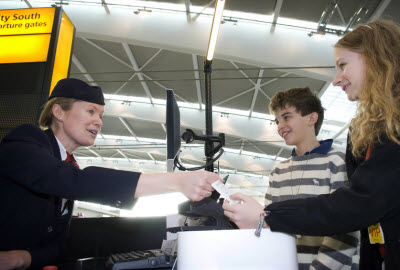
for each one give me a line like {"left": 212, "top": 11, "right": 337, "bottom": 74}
{"left": 49, "top": 78, "right": 105, "bottom": 105}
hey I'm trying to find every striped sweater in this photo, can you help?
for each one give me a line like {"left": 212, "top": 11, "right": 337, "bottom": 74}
{"left": 265, "top": 141, "right": 360, "bottom": 270}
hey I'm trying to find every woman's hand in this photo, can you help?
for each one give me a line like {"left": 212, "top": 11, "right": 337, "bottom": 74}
{"left": 135, "top": 171, "right": 223, "bottom": 201}
{"left": 222, "top": 193, "right": 265, "bottom": 229}
{"left": 0, "top": 250, "right": 31, "bottom": 270}
{"left": 177, "top": 171, "right": 222, "bottom": 201}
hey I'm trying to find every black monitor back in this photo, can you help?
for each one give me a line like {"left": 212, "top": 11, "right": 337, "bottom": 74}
{"left": 166, "top": 89, "right": 181, "bottom": 172}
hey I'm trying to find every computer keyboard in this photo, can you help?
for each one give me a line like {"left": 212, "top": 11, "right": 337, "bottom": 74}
{"left": 105, "top": 249, "right": 176, "bottom": 270}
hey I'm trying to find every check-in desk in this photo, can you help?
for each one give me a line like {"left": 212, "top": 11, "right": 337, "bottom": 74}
{"left": 177, "top": 229, "right": 298, "bottom": 270}
{"left": 62, "top": 217, "right": 298, "bottom": 270}
{"left": 62, "top": 216, "right": 167, "bottom": 269}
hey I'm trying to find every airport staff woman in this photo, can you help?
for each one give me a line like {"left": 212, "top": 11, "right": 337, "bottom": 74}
{"left": 0, "top": 78, "right": 221, "bottom": 270}
{"left": 223, "top": 20, "right": 400, "bottom": 270}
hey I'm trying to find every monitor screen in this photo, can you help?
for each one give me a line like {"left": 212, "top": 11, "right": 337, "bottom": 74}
{"left": 166, "top": 89, "right": 181, "bottom": 172}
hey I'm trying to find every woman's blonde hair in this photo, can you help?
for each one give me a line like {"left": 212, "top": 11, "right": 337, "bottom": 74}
{"left": 335, "top": 20, "right": 400, "bottom": 158}
{"left": 39, "top": 97, "right": 78, "bottom": 128}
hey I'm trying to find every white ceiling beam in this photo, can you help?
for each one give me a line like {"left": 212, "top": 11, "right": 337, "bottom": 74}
{"left": 214, "top": 67, "right": 288, "bottom": 106}
{"left": 109, "top": 152, "right": 120, "bottom": 158}
{"left": 258, "top": 73, "right": 290, "bottom": 100}
{"left": 117, "top": 149, "right": 130, "bottom": 161}
{"left": 239, "top": 139, "right": 245, "bottom": 154}
{"left": 140, "top": 49, "right": 163, "bottom": 71}
{"left": 23, "top": 0, "right": 32, "bottom": 8}
{"left": 336, "top": 5, "right": 346, "bottom": 25}
{"left": 122, "top": 42, "right": 154, "bottom": 103}
{"left": 118, "top": 117, "right": 139, "bottom": 140}
{"left": 71, "top": 55, "right": 98, "bottom": 86}
{"left": 141, "top": 73, "right": 167, "bottom": 90}
{"left": 368, "top": 0, "right": 391, "bottom": 22}
{"left": 124, "top": 151, "right": 147, "bottom": 160}
{"left": 191, "top": 0, "right": 216, "bottom": 22}
{"left": 213, "top": 70, "right": 290, "bottom": 107}
{"left": 86, "top": 147, "right": 104, "bottom": 160}
{"left": 231, "top": 61, "right": 256, "bottom": 85}
{"left": 74, "top": 150, "right": 92, "bottom": 157}
{"left": 82, "top": 37, "right": 132, "bottom": 69}
{"left": 275, "top": 148, "right": 284, "bottom": 161}
{"left": 147, "top": 153, "right": 156, "bottom": 163}
{"left": 113, "top": 73, "right": 138, "bottom": 95}
{"left": 140, "top": 73, "right": 191, "bottom": 103}
{"left": 231, "top": 138, "right": 243, "bottom": 145}
{"left": 249, "top": 69, "right": 264, "bottom": 117}
{"left": 270, "top": 0, "right": 283, "bottom": 33}
{"left": 246, "top": 140, "right": 270, "bottom": 158}
{"left": 77, "top": 41, "right": 143, "bottom": 95}
{"left": 331, "top": 120, "right": 351, "bottom": 140}
{"left": 101, "top": 0, "right": 111, "bottom": 15}
{"left": 317, "top": 81, "right": 331, "bottom": 98}
{"left": 214, "top": 86, "right": 256, "bottom": 106}
{"left": 192, "top": 54, "right": 203, "bottom": 110}
{"left": 161, "top": 123, "right": 167, "bottom": 133}
{"left": 184, "top": 0, "right": 192, "bottom": 23}
{"left": 114, "top": 49, "right": 162, "bottom": 95}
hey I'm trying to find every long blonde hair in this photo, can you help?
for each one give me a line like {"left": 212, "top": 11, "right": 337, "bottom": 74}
{"left": 335, "top": 20, "right": 400, "bottom": 158}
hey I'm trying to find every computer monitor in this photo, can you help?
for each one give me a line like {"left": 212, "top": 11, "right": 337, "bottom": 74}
{"left": 164, "top": 90, "right": 235, "bottom": 231}
{"left": 166, "top": 89, "right": 181, "bottom": 172}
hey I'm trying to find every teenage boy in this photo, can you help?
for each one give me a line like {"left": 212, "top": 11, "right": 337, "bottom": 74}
{"left": 224, "top": 87, "right": 359, "bottom": 270}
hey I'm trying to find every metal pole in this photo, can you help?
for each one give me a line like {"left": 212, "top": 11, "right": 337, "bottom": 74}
{"left": 204, "top": 59, "right": 214, "bottom": 173}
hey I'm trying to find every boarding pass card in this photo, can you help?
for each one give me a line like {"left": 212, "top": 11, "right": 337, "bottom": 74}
{"left": 211, "top": 180, "right": 240, "bottom": 204}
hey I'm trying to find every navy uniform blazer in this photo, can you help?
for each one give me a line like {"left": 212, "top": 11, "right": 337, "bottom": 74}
{"left": 0, "top": 124, "right": 140, "bottom": 269}
{"left": 265, "top": 137, "right": 400, "bottom": 270}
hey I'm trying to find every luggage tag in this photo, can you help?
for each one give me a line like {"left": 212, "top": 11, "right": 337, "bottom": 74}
{"left": 255, "top": 211, "right": 267, "bottom": 237}
{"left": 368, "top": 223, "right": 385, "bottom": 244}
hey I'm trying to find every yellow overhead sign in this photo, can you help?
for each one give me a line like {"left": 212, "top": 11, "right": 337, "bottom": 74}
{"left": 0, "top": 8, "right": 57, "bottom": 64}
{"left": 0, "top": 7, "right": 55, "bottom": 35}
{"left": 50, "top": 12, "right": 75, "bottom": 94}
{"left": 0, "top": 34, "right": 51, "bottom": 63}
{"left": 0, "top": 7, "right": 75, "bottom": 94}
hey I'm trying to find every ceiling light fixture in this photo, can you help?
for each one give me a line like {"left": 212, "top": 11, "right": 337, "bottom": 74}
{"left": 134, "top": 7, "right": 152, "bottom": 15}
{"left": 308, "top": 27, "right": 347, "bottom": 37}
{"left": 222, "top": 17, "right": 238, "bottom": 27}
{"left": 206, "top": 0, "right": 225, "bottom": 61}
{"left": 222, "top": 17, "right": 237, "bottom": 23}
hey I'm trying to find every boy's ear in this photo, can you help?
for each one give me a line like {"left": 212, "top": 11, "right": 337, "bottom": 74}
{"left": 308, "top": 112, "right": 319, "bottom": 127}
